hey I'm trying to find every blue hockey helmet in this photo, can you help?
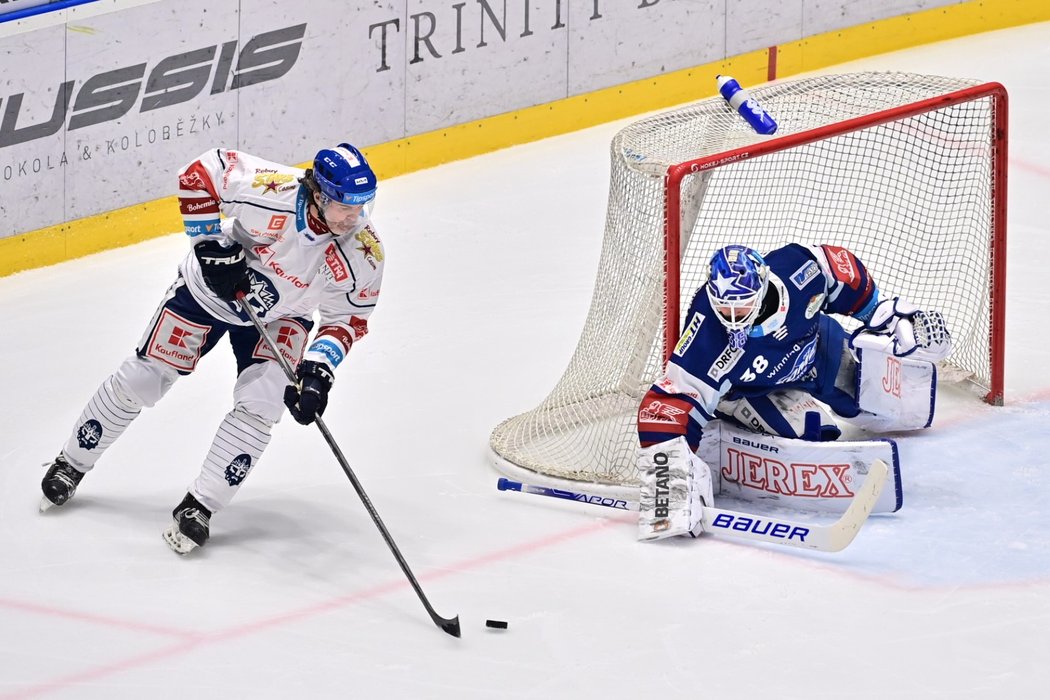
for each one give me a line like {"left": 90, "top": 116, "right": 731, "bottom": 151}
{"left": 312, "top": 143, "right": 377, "bottom": 206}
{"left": 705, "top": 245, "right": 769, "bottom": 340}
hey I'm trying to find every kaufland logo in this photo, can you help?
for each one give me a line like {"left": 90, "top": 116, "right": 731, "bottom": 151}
{"left": 0, "top": 24, "right": 306, "bottom": 149}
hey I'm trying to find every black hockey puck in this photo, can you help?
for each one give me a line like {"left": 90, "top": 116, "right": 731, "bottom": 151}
{"left": 485, "top": 619, "right": 508, "bottom": 629}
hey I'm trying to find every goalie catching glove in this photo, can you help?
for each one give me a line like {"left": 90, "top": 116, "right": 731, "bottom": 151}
{"left": 638, "top": 436, "right": 714, "bottom": 541}
{"left": 283, "top": 360, "right": 334, "bottom": 425}
{"left": 850, "top": 297, "right": 951, "bottom": 363}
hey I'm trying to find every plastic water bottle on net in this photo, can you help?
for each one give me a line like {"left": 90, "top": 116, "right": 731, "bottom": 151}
{"left": 716, "top": 75, "right": 778, "bottom": 135}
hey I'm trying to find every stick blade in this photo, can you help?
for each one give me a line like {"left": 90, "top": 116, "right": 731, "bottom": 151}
{"left": 438, "top": 615, "right": 461, "bottom": 638}
{"left": 822, "top": 457, "right": 889, "bottom": 552}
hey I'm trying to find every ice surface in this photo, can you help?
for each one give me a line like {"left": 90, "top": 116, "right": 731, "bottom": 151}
{"left": 2, "top": 22, "right": 1050, "bottom": 700}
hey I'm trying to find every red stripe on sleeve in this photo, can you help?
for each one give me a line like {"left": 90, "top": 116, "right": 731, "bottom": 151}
{"left": 821, "top": 245, "right": 862, "bottom": 291}
{"left": 316, "top": 325, "right": 355, "bottom": 353}
{"left": 637, "top": 393, "right": 692, "bottom": 431}
{"left": 178, "top": 161, "right": 219, "bottom": 202}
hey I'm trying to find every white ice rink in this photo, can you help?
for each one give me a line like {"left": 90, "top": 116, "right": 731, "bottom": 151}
{"left": 3, "top": 22, "right": 1050, "bottom": 700}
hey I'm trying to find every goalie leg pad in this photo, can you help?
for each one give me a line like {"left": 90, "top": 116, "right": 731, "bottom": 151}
{"left": 719, "top": 390, "right": 841, "bottom": 442}
{"left": 638, "top": 436, "right": 714, "bottom": 541}
{"left": 849, "top": 347, "right": 936, "bottom": 431}
{"left": 698, "top": 420, "right": 903, "bottom": 513}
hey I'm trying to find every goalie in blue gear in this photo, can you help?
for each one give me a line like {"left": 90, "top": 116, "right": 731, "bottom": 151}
{"left": 636, "top": 242, "right": 951, "bottom": 541}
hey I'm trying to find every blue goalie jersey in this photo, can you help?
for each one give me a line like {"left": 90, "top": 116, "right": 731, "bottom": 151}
{"left": 638, "top": 243, "right": 880, "bottom": 450}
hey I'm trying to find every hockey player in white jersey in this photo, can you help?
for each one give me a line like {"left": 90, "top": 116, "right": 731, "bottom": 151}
{"left": 40, "top": 143, "right": 385, "bottom": 555}
{"left": 637, "top": 243, "right": 952, "bottom": 541}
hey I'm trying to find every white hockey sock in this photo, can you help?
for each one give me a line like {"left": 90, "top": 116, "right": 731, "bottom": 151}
{"left": 190, "top": 407, "right": 273, "bottom": 513}
{"left": 62, "top": 375, "right": 143, "bottom": 471}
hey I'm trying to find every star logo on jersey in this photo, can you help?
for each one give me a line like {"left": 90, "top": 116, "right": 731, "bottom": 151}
{"left": 354, "top": 228, "right": 384, "bottom": 267}
{"left": 252, "top": 173, "right": 295, "bottom": 194}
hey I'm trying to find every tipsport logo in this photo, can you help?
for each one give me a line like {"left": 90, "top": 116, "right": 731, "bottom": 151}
{"left": 0, "top": 24, "right": 307, "bottom": 149}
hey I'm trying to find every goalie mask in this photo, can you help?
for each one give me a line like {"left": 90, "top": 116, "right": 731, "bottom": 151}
{"left": 311, "top": 143, "right": 377, "bottom": 235}
{"left": 706, "top": 245, "right": 769, "bottom": 350}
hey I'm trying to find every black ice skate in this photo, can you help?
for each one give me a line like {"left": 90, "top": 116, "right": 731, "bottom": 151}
{"left": 40, "top": 455, "right": 86, "bottom": 512}
{"left": 163, "top": 493, "right": 213, "bottom": 556}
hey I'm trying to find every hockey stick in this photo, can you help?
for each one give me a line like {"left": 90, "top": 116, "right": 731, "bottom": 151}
{"left": 497, "top": 458, "right": 888, "bottom": 553}
{"left": 235, "top": 293, "right": 460, "bottom": 638}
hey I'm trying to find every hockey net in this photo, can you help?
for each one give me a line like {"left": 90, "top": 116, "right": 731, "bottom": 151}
{"left": 490, "top": 72, "right": 1007, "bottom": 495}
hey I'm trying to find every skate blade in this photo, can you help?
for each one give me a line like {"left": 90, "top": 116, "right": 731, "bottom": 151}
{"left": 163, "top": 524, "right": 199, "bottom": 556}
{"left": 39, "top": 496, "right": 57, "bottom": 512}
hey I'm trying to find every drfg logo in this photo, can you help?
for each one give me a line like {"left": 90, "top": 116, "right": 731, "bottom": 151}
{"left": 0, "top": 24, "right": 306, "bottom": 149}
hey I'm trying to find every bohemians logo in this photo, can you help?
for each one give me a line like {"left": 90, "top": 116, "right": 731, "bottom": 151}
{"left": 224, "top": 454, "right": 252, "bottom": 486}
{"left": 76, "top": 419, "right": 103, "bottom": 450}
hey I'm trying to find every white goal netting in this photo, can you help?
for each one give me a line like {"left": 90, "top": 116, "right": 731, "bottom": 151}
{"left": 490, "top": 72, "right": 1006, "bottom": 493}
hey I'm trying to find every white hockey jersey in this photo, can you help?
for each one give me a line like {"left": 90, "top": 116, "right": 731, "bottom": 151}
{"left": 176, "top": 148, "right": 384, "bottom": 370}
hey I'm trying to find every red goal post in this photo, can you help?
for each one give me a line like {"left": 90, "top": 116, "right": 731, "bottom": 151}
{"left": 491, "top": 72, "right": 1007, "bottom": 494}
{"left": 664, "top": 80, "right": 1007, "bottom": 405}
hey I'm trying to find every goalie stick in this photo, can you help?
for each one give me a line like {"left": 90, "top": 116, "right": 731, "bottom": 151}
{"left": 235, "top": 293, "right": 460, "bottom": 638}
{"left": 497, "top": 458, "right": 888, "bottom": 553}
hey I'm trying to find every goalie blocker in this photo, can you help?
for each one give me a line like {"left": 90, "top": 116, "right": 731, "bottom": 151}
{"left": 638, "top": 436, "right": 713, "bottom": 540}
